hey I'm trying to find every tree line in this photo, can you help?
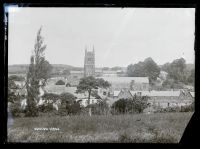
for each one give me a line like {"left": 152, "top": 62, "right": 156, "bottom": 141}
{"left": 127, "top": 57, "right": 194, "bottom": 89}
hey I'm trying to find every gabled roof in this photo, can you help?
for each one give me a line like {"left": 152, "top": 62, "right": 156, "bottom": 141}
{"left": 130, "top": 90, "right": 180, "bottom": 97}
{"left": 190, "top": 92, "right": 195, "bottom": 98}
{"left": 97, "top": 77, "right": 149, "bottom": 84}
{"left": 113, "top": 91, "right": 121, "bottom": 97}
{"left": 45, "top": 85, "right": 96, "bottom": 99}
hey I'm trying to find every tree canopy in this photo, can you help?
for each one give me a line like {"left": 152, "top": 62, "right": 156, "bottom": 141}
{"left": 25, "top": 27, "right": 52, "bottom": 117}
{"left": 127, "top": 57, "right": 160, "bottom": 84}
{"left": 76, "top": 76, "right": 111, "bottom": 116}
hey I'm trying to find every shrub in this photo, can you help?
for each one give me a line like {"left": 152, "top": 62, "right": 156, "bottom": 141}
{"left": 154, "top": 102, "right": 194, "bottom": 113}
{"left": 9, "top": 101, "right": 22, "bottom": 117}
{"left": 9, "top": 75, "right": 25, "bottom": 81}
{"left": 90, "top": 100, "right": 110, "bottom": 115}
{"left": 66, "top": 83, "right": 71, "bottom": 87}
{"left": 55, "top": 80, "right": 65, "bottom": 85}
{"left": 68, "top": 102, "right": 81, "bottom": 115}
{"left": 111, "top": 96, "right": 148, "bottom": 115}
{"left": 58, "top": 101, "right": 81, "bottom": 116}
{"left": 38, "top": 104, "right": 54, "bottom": 113}
{"left": 180, "top": 102, "right": 194, "bottom": 112}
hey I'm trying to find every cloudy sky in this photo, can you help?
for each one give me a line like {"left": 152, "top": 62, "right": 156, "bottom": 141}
{"left": 8, "top": 7, "right": 195, "bottom": 67}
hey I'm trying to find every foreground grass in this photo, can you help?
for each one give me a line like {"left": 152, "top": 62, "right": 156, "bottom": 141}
{"left": 7, "top": 112, "right": 193, "bottom": 143}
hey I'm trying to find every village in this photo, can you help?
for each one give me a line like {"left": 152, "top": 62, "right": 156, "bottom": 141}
{"left": 7, "top": 7, "right": 195, "bottom": 143}
{"left": 9, "top": 47, "right": 195, "bottom": 114}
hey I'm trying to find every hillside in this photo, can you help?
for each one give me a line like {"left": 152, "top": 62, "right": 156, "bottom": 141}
{"left": 8, "top": 64, "right": 128, "bottom": 74}
{"left": 8, "top": 64, "right": 81, "bottom": 74}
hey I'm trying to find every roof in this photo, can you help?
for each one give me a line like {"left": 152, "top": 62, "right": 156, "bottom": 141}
{"left": 97, "top": 77, "right": 149, "bottom": 84}
{"left": 113, "top": 91, "right": 120, "bottom": 97}
{"left": 130, "top": 91, "right": 180, "bottom": 97}
{"left": 190, "top": 92, "right": 195, "bottom": 98}
{"left": 45, "top": 85, "right": 95, "bottom": 99}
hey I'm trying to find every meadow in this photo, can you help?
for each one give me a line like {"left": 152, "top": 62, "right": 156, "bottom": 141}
{"left": 7, "top": 112, "right": 193, "bottom": 143}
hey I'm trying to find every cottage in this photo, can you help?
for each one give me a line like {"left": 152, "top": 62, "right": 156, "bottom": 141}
{"left": 110, "top": 89, "right": 194, "bottom": 112}
{"left": 130, "top": 90, "right": 194, "bottom": 109}
{"left": 64, "top": 87, "right": 98, "bottom": 107}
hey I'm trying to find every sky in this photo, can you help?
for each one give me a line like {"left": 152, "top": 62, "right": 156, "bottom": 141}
{"left": 8, "top": 7, "right": 195, "bottom": 67}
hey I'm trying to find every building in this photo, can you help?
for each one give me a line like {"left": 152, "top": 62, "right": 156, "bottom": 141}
{"left": 84, "top": 46, "right": 95, "bottom": 77}
{"left": 97, "top": 77, "right": 149, "bottom": 90}
{"left": 102, "top": 70, "right": 118, "bottom": 77}
{"left": 44, "top": 85, "right": 99, "bottom": 107}
{"left": 107, "top": 89, "right": 194, "bottom": 112}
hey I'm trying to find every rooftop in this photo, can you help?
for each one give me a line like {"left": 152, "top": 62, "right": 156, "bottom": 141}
{"left": 190, "top": 92, "right": 195, "bottom": 98}
{"left": 97, "top": 77, "right": 149, "bottom": 84}
{"left": 130, "top": 90, "right": 180, "bottom": 97}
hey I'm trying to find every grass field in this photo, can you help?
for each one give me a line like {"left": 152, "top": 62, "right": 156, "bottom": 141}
{"left": 7, "top": 112, "right": 193, "bottom": 143}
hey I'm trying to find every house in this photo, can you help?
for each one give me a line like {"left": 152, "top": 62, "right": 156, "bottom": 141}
{"left": 96, "top": 77, "right": 149, "bottom": 90}
{"left": 109, "top": 89, "right": 194, "bottom": 112}
{"left": 64, "top": 87, "right": 99, "bottom": 107}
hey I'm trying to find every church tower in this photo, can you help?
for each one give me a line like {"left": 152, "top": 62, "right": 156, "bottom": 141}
{"left": 84, "top": 45, "right": 95, "bottom": 77}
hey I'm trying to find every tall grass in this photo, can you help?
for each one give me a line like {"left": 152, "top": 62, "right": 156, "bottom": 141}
{"left": 7, "top": 112, "right": 193, "bottom": 143}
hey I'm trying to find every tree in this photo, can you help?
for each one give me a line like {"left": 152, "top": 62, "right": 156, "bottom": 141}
{"left": 63, "top": 69, "right": 70, "bottom": 76}
{"left": 187, "top": 68, "right": 194, "bottom": 85}
{"left": 8, "top": 78, "right": 19, "bottom": 103}
{"left": 143, "top": 57, "right": 160, "bottom": 84}
{"left": 102, "top": 67, "right": 110, "bottom": 71}
{"left": 76, "top": 76, "right": 111, "bottom": 116}
{"left": 25, "top": 27, "right": 52, "bottom": 117}
{"left": 127, "top": 57, "right": 160, "bottom": 84}
{"left": 162, "top": 58, "right": 186, "bottom": 83}
{"left": 111, "top": 66, "right": 121, "bottom": 71}
{"left": 111, "top": 95, "right": 148, "bottom": 114}
{"left": 9, "top": 75, "right": 25, "bottom": 81}
{"left": 91, "top": 99, "right": 110, "bottom": 115}
{"left": 55, "top": 80, "right": 65, "bottom": 85}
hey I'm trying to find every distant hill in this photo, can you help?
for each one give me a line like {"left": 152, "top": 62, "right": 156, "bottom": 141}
{"left": 8, "top": 64, "right": 83, "bottom": 74}
{"left": 8, "top": 64, "right": 29, "bottom": 74}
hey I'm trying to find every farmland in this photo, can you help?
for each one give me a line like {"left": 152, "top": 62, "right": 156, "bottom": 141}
{"left": 7, "top": 112, "right": 193, "bottom": 143}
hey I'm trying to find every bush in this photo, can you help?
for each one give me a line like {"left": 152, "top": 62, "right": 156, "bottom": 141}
{"left": 111, "top": 96, "right": 148, "bottom": 115}
{"left": 9, "top": 75, "right": 25, "bottom": 81}
{"left": 58, "top": 101, "right": 81, "bottom": 116}
{"left": 66, "top": 83, "right": 71, "bottom": 87}
{"left": 154, "top": 102, "right": 194, "bottom": 113}
{"left": 180, "top": 102, "right": 194, "bottom": 112}
{"left": 38, "top": 104, "right": 54, "bottom": 113}
{"left": 55, "top": 80, "right": 65, "bottom": 85}
{"left": 68, "top": 102, "right": 81, "bottom": 115}
{"left": 90, "top": 100, "right": 110, "bottom": 115}
{"left": 9, "top": 101, "right": 22, "bottom": 117}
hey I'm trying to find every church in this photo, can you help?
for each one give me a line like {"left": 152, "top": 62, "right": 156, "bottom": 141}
{"left": 84, "top": 46, "right": 95, "bottom": 77}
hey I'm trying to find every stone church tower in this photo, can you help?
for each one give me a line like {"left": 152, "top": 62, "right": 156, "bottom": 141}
{"left": 84, "top": 46, "right": 95, "bottom": 77}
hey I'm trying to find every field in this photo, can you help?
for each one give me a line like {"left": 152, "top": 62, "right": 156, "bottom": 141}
{"left": 7, "top": 112, "right": 193, "bottom": 143}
